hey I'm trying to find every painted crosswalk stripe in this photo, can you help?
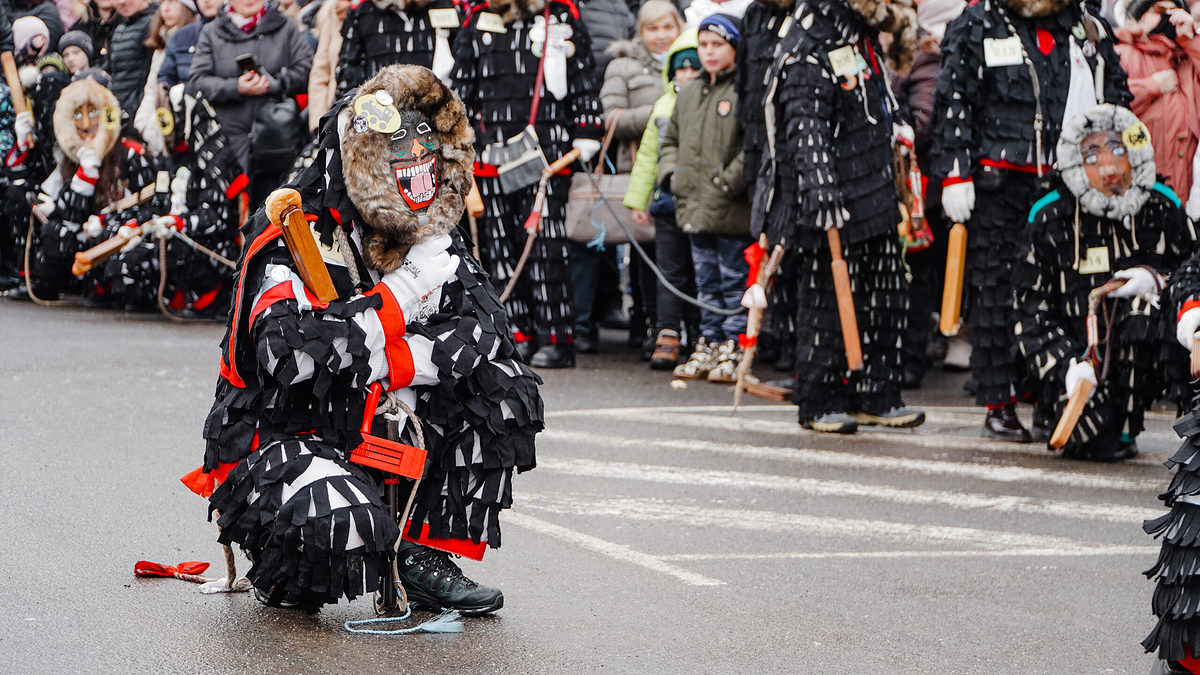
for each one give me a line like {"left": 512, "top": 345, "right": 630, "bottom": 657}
{"left": 538, "top": 429, "right": 1159, "bottom": 492}
{"left": 519, "top": 493, "right": 1124, "bottom": 551}
{"left": 657, "top": 547, "right": 1159, "bottom": 561}
{"left": 503, "top": 511, "right": 724, "bottom": 586}
{"left": 535, "top": 456, "right": 1157, "bottom": 523}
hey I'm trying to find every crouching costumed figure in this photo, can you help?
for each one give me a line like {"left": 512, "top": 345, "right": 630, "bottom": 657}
{"left": 189, "top": 65, "right": 542, "bottom": 613}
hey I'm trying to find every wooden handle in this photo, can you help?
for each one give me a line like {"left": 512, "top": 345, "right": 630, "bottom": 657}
{"left": 73, "top": 227, "right": 141, "bottom": 276}
{"left": 1191, "top": 334, "right": 1200, "bottom": 381}
{"left": 466, "top": 177, "right": 484, "bottom": 218}
{"left": 545, "top": 148, "right": 581, "bottom": 177}
{"left": 265, "top": 188, "right": 338, "bottom": 303}
{"left": 940, "top": 222, "right": 967, "bottom": 336}
{"left": 1, "top": 52, "right": 27, "bottom": 114}
{"left": 827, "top": 227, "right": 863, "bottom": 372}
{"left": 1049, "top": 378, "right": 1094, "bottom": 449}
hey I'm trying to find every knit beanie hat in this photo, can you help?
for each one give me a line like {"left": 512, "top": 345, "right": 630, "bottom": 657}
{"left": 697, "top": 13, "right": 740, "bottom": 49}
{"left": 177, "top": 0, "right": 199, "bottom": 14}
{"left": 668, "top": 47, "right": 699, "bottom": 79}
{"left": 59, "top": 30, "right": 95, "bottom": 62}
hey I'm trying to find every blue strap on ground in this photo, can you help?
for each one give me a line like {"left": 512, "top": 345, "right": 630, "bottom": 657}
{"left": 344, "top": 605, "right": 464, "bottom": 635}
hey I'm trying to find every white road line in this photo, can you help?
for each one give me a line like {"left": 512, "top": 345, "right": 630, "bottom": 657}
{"left": 657, "top": 547, "right": 1159, "bottom": 561}
{"left": 536, "top": 456, "right": 1157, "bottom": 523}
{"left": 503, "top": 511, "right": 724, "bottom": 587}
{"left": 519, "top": 493, "right": 1114, "bottom": 551}
{"left": 538, "top": 429, "right": 1159, "bottom": 492}
{"left": 550, "top": 408, "right": 1174, "bottom": 464}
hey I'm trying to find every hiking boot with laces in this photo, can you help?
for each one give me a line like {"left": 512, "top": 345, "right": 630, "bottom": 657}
{"left": 650, "top": 329, "right": 682, "bottom": 370}
{"left": 395, "top": 541, "right": 504, "bottom": 616}
{"left": 706, "top": 339, "right": 742, "bottom": 383}
{"left": 673, "top": 337, "right": 715, "bottom": 379}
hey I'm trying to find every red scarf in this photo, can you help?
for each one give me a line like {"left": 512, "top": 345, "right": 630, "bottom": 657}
{"left": 226, "top": 3, "right": 267, "bottom": 33}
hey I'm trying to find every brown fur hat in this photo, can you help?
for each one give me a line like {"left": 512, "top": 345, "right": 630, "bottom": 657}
{"left": 486, "top": 0, "right": 547, "bottom": 24}
{"left": 846, "top": 0, "right": 917, "bottom": 73}
{"left": 339, "top": 65, "right": 475, "bottom": 273}
{"left": 52, "top": 76, "right": 120, "bottom": 164}
{"left": 1002, "top": 0, "right": 1070, "bottom": 18}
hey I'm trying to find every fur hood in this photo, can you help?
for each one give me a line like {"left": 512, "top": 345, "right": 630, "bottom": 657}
{"left": 486, "top": 0, "right": 549, "bottom": 24}
{"left": 1002, "top": 0, "right": 1071, "bottom": 18}
{"left": 1057, "top": 104, "right": 1156, "bottom": 219}
{"left": 756, "top": 0, "right": 798, "bottom": 9}
{"left": 340, "top": 65, "right": 475, "bottom": 273}
{"left": 52, "top": 77, "right": 120, "bottom": 164}
{"left": 843, "top": 0, "right": 917, "bottom": 72}
{"left": 604, "top": 38, "right": 648, "bottom": 60}
{"left": 369, "top": 0, "right": 436, "bottom": 12}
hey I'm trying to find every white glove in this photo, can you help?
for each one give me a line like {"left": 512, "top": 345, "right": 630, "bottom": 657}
{"left": 1109, "top": 267, "right": 1162, "bottom": 307}
{"left": 572, "top": 138, "right": 602, "bottom": 164}
{"left": 14, "top": 111, "right": 33, "bottom": 150}
{"left": 76, "top": 146, "right": 101, "bottom": 177}
{"left": 381, "top": 233, "right": 459, "bottom": 319}
{"left": 142, "top": 216, "right": 178, "bottom": 239}
{"left": 893, "top": 122, "right": 915, "bottom": 148}
{"left": 32, "top": 193, "right": 55, "bottom": 221}
{"left": 83, "top": 215, "right": 105, "bottom": 239}
{"left": 118, "top": 223, "right": 146, "bottom": 253}
{"left": 942, "top": 181, "right": 975, "bottom": 224}
{"left": 1065, "top": 357, "right": 1097, "bottom": 400}
{"left": 1177, "top": 306, "right": 1200, "bottom": 349}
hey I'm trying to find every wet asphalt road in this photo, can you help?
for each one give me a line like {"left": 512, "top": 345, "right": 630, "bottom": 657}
{"left": 0, "top": 299, "right": 1179, "bottom": 673}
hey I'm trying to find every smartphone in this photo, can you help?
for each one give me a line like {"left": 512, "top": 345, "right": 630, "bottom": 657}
{"left": 236, "top": 53, "right": 260, "bottom": 74}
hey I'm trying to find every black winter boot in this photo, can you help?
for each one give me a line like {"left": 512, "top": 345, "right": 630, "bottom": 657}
{"left": 395, "top": 541, "right": 503, "bottom": 616}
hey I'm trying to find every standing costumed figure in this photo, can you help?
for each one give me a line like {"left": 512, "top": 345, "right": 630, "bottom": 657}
{"left": 105, "top": 85, "right": 248, "bottom": 316}
{"left": 1145, "top": 239, "right": 1200, "bottom": 674}
{"left": 334, "top": 0, "right": 462, "bottom": 97}
{"left": 752, "top": 0, "right": 925, "bottom": 434}
{"left": 451, "top": 0, "right": 605, "bottom": 368}
{"left": 738, "top": 0, "right": 796, "bottom": 375}
{"left": 930, "top": 0, "right": 1132, "bottom": 441}
{"left": 194, "top": 65, "right": 540, "bottom": 614}
{"left": 1013, "top": 104, "right": 1191, "bottom": 462}
{"left": 29, "top": 74, "right": 159, "bottom": 304}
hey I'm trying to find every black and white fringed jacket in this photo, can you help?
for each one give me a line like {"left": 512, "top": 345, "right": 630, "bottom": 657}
{"left": 738, "top": 0, "right": 794, "bottom": 194}
{"left": 751, "top": 0, "right": 914, "bottom": 251}
{"left": 335, "top": 0, "right": 463, "bottom": 98}
{"left": 451, "top": 0, "right": 604, "bottom": 169}
{"left": 930, "top": 0, "right": 1131, "bottom": 181}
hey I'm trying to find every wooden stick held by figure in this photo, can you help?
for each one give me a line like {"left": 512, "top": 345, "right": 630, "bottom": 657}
{"left": 940, "top": 222, "right": 966, "bottom": 336}
{"left": 827, "top": 227, "right": 863, "bottom": 372}
{"left": 1, "top": 51, "right": 31, "bottom": 148}
{"left": 265, "top": 188, "right": 338, "bottom": 303}
{"left": 733, "top": 235, "right": 786, "bottom": 412}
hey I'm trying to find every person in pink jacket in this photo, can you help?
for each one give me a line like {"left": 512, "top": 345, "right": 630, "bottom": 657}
{"left": 1117, "top": 0, "right": 1200, "bottom": 207}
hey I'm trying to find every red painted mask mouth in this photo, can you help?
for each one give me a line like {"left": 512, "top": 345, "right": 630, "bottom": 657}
{"left": 393, "top": 155, "right": 438, "bottom": 210}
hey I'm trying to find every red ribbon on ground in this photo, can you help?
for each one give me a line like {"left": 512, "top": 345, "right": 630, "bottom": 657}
{"left": 134, "top": 561, "right": 211, "bottom": 577}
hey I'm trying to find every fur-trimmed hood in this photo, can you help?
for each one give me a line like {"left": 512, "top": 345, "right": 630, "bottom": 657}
{"left": 756, "top": 0, "right": 798, "bottom": 9}
{"left": 52, "top": 76, "right": 120, "bottom": 164}
{"left": 1002, "top": 0, "right": 1071, "bottom": 18}
{"left": 844, "top": 0, "right": 917, "bottom": 72}
{"left": 340, "top": 65, "right": 475, "bottom": 273}
{"left": 486, "top": 0, "right": 548, "bottom": 24}
{"left": 1057, "top": 103, "right": 1156, "bottom": 219}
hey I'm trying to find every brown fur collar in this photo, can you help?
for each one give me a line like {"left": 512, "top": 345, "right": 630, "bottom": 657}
{"left": 757, "top": 0, "right": 798, "bottom": 9}
{"left": 52, "top": 77, "right": 119, "bottom": 164}
{"left": 370, "top": 0, "right": 435, "bottom": 13}
{"left": 845, "top": 0, "right": 916, "bottom": 73}
{"left": 1002, "top": 0, "right": 1070, "bottom": 18}
{"left": 487, "top": 0, "right": 547, "bottom": 24}
{"left": 340, "top": 65, "right": 475, "bottom": 274}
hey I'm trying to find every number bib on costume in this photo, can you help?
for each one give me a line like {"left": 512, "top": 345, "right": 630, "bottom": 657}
{"left": 1077, "top": 246, "right": 1110, "bottom": 275}
{"left": 983, "top": 37, "right": 1023, "bottom": 67}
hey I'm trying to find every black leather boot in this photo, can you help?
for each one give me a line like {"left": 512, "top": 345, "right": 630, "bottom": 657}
{"left": 529, "top": 343, "right": 575, "bottom": 368}
{"left": 983, "top": 405, "right": 1031, "bottom": 443}
{"left": 396, "top": 540, "right": 503, "bottom": 615}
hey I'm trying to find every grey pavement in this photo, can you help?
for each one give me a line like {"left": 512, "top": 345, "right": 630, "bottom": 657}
{"left": 0, "top": 299, "right": 1176, "bottom": 673}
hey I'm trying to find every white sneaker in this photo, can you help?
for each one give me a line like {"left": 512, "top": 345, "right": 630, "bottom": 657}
{"left": 706, "top": 339, "right": 742, "bottom": 383}
{"left": 673, "top": 337, "right": 715, "bottom": 379}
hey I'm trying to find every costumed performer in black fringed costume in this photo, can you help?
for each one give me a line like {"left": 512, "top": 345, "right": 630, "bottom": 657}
{"left": 190, "top": 65, "right": 541, "bottom": 614}
{"left": 752, "top": 0, "right": 925, "bottom": 434}
{"left": 28, "top": 73, "right": 160, "bottom": 305}
{"left": 1013, "top": 104, "right": 1192, "bottom": 462}
{"left": 930, "top": 0, "right": 1131, "bottom": 441}
{"left": 105, "top": 85, "right": 248, "bottom": 316}
{"left": 451, "top": 0, "right": 605, "bottom": 368}
{"left": 1143, "top": 243, "right": 1200, "bottom": 674}
{"left": 334, "top": 0, "right": 462, "bottom": 98}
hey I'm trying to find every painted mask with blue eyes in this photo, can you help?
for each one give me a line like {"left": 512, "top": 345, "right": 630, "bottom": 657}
{"left": 389, "top": 110, "right": 440, "bottom": 210}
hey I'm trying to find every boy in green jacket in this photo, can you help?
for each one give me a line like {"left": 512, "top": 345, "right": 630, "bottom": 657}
{"left": 657, "top": 14, "right": 752, "bottom": 383}
{"left": 624, "top": 29, "right": 700, "bottom": 370}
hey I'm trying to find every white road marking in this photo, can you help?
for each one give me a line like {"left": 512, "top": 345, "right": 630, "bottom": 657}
{"left": 536, "top": 456, "right": 1157, "bottom": 523}
{"left": 658, "top": 547, "right": 1159, "bottom": 561}
{"left": 503, "top": 511, "right": 724, "bottom": 587}
{"left": 547, "top": 405, "right": 1179, "bottom": 464}
{"left": 520, "top": 493, "right": 1112, "bottom": 551}
{"left": 538, "top": 429, "right": 1160, "bottom": 492}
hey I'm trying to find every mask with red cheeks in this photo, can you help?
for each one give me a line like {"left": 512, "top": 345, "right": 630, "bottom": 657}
{"left": 389, "top": 110, "right": 440, "bottom": 210}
